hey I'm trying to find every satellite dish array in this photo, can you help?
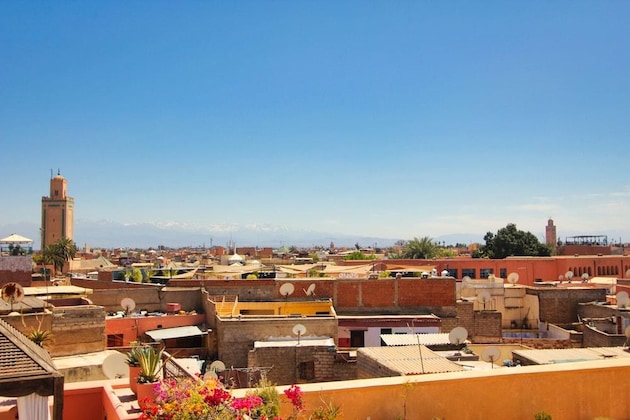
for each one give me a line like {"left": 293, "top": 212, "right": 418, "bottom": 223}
{"left": 206, "top": 360, "right": 227, "bottom": 379}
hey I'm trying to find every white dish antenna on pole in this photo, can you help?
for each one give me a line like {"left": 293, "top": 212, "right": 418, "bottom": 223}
{"left": 507, "top": 273, "right": 519, "bottom": 286}
{"left": 292, "top": 324, "right": 307, "bottom": 344}
{"left": 565, "top": 271, "right": 574, "bottom": 282}
{"left": 303, "top": 283, "right": 316, "bottom": 296}
{"left": 1, "top": 282, "right": 24, "bottom": 311}
{"left": 279, "top": 283, "right": 295, "bottom": 298}
{"left": 121, "top": 297, "right": 136, "bottom": 314}
{"left": 477, "top": 290, "right": 492, "bottom": 310}
{"left": 481, "top": 346, "right": 501, "bottom": 369}
{"left": 616, "top": 291, "right": 630, "bottom": 309}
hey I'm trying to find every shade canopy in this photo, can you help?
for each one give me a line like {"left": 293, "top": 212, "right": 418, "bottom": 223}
{"left": 145, "top": 325, "right": 207, "bottom": 341}
{"left": 0, "top": 233, "right": 33, "bottom": 244}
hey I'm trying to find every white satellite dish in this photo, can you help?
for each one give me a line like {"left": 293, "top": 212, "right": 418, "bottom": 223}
{"left": 303, "top": 283, "right": 316, "bottom": 296}
{"left": 121, "top": 297, "right": 136, "bottom": 314}
{"left": 448, "top": 327, "right": 468, "bottom": 345}
{"left": 477, "top": 291, "right": 492, "bottom": 310}
{"left": 625, "top": 269, "right": 630, "bottom": 278}
{"left": 292, "top": 323, "right": 307, "bottom": 344}
{"left": 279, "top": 283, "right": 295, "bottom": 298}
{"left": 102, "top": 352, "right": 129, "bottom": 379}
{"left": 565, "top": 271, "right": 574, "bottom": 282}
{"left": 210, "top": 360, "right": 226, "bottom": 372}
{"left": 507, "top": 273, "right": 519, "bottom": 286}
{"left": 581, "top": 273, "right": 590, "bottom": 283}
{"left": 462, "top": 276, "right": 471, "bottom": 285}
{"left": 481, "top": 346, "right": 501, "bottom": 369}
{"left": 558, "top": 275, "right": 564, "bottom": 283}
{"left": 616, "top": 291, "right": 630, "bottom": 309}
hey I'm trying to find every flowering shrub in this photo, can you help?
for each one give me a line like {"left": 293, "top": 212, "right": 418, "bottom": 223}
{"left": 138, "top": 376, "right": 310, "bottom": 420}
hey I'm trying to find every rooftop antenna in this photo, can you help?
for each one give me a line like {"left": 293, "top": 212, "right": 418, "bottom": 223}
{"left": 1, "top": 282, "right": 24, "bottom": 312}
{"left": 477, "top": 290, "right": 492, "bottom": 310}
{"left": 303, "top": 283, "right": 316, "bottom": 296}
{"left": 507, "top": 272, "right": 520, "bottom": 286}
{"left": 565, "top": 271, "right": 574, "bottom": 283}
{"left": 581, "top": 273, "right": 590, "bottom": 283}
{"left": 279, "top": 283, "right": 295, "bottom": 300}
{"left": 206, "top": 360, "right": 226, "bottom": 379}
{"left": 102, "top": 352, "right": 129, "bottom": 379}
{"left": 481, "top": 346, "right": 501, "bottom": 369}
{"left": 448, "top": 327, "right": 468, "bottom": 356}
{"left": 292, "top": 324, "right": 307, "bottom": 344}
{"left": 616, "top": 291, "right": 630, "bottom": 309}
{"left": 120, "top": 297, "right": 136, "bottom": 315}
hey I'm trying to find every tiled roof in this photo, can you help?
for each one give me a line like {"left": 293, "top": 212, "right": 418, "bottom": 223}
{"left": 0, "top": 318, "right": 58, "bottom": 380}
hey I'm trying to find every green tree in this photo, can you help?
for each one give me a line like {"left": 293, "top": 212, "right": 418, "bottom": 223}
{"left": 403, "top": 236, "right": 438, "bottom": 259}
{"left": 42, "top": 237, "right": 77, "bottom": 274}
{"left": 477, "top": 223, "right": 551, "bottom": 259}
{"left": 343, "top": 251, "right": 376, "bottom": 260}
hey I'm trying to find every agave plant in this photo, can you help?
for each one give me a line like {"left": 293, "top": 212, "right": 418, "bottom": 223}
{"left": 136, "top": 345, "right": 166, "bottom": 383}
{"left": 28, "top": 329, "right": 52, "bottom": 347}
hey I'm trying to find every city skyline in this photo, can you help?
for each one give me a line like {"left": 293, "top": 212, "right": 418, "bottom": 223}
{"left": 2, "top": 2, "right": 630, "bottom": 248}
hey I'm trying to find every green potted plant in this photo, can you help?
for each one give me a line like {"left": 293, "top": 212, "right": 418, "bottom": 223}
{"left": 135, "top": 345, "right": 167, "bottom": 407}
{"left": 126, "top": 343, "right": 143, "bottom": 394}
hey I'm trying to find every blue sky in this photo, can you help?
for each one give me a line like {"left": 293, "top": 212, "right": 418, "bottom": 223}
{"left": 1, "top": 1, "right": 630, "bottom": 245}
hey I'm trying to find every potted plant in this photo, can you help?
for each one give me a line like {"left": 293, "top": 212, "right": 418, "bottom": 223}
{"left": 126, "top": 343, "right": 143, "bottom": 394}
{"left": 135, "top": 345, "right": 166, "bottom": 407}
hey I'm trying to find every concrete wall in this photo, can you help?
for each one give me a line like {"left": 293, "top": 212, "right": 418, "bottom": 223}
{"left": 216, "top": 317, "right": 338, "bottom": 368}
{"left": 528, "top": 287, "right": 606, "bottom": 324}
{"left": 0, "top": 256, "right": 33, "bottom": 285}
{"left": 87, "top": 287, "right": 202, "bottom": 313}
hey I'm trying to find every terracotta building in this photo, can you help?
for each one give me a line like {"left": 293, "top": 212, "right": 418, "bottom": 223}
{"left": 41, "top": 171, "right": 74, "bottom": 249}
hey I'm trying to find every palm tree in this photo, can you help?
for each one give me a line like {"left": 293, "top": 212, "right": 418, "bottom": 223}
{"left": 42, "top": 237, "right": 77, "bottom": 274}
{"left": 403, "top": 236, "right": 438, "bottom": 259}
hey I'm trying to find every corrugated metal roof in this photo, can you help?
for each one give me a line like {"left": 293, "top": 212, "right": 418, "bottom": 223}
{"left": 145, "top": 325, "right": 207, "bottom": 341}
{"left": 358, "top": 345, "right": 465, "bottom": 375}
{"left": 0, "top": 319, "right": 57, "bottom": 379}
{"left": 381, "top": 333, "right": 450, "bottom": 347}
{"left": 513, "top": 347, "right": 630, "bottom": 365}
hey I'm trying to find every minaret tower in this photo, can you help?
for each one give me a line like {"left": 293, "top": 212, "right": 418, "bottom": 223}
{"left": 545, "top": 218, "right": 557, "bottom": 253}
{"left": 41, "top": 170, "right": 74, "bottom": 249}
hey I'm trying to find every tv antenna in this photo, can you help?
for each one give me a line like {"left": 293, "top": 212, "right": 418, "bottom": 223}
{"left": 565, "top": 271, "right": 574, "bottom": 283}
{"left": 507, "top": 273, "right": 519, "bottom": 286}
{"left": 616, "top": 291, "right": 630, "bottom": 309}
{"left": 303, "top": 283, "right": 316, "bottom": 296}
{"left": 279, "top": 283, "right": 295, "bottom": 299}
{"left": 481, "top": 346, "right": 501, "bottom": 369}
{"left": 292, "top": 324, "right": 307, "bottom": 344}
{"left": 1, "top": 282, "right": 24, "bottom": 312}
{"left": 477, "top": 290, "right": 492, "bottom": 310}
{"left": 206, "top": 360, "right": 226, "bottom": 379}
{"left": 120, "top": 297, "right": 136, "bottom": 315}
{"left": 102, "top": 352, "right": 129, "bottom": 379}
{"left": 448, "top": 327, "right": 468, "bottom": 356}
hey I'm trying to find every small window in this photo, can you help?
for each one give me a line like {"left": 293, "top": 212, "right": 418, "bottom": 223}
{"left": 462, "top": 268, "right": 476, "bottom": 279}
{"left": 298, "top": 361, "right": 315, "bottom": 380}
{"left": 499, "top": 268, "right": 507, "bottom": 278}
{"left": 350, "top": 330, "right": 365, "bottom": 348}
{"left": 480, "top": 268, "right": 494, "bottom": 278}
{"left": 380, "top": 328, "right": 392, "bottom": 346}
{"left": 107, "top": 334, "right": 124, "bottom": 347}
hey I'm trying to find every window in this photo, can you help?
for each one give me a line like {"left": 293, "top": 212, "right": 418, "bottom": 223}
{"left": 446, "top": 268, "right": 458, "bottom": 278}
{"left": 499, "top": 268, "right": 507, "bottom": 278}
{"left": 298, "top": 361, "right": 315, "bottom": 380}
{"left": 480, "top": 268, "right": 494, "bottom": 278}
{"left": 350, "top": 330, "right": 365, "bottom": 348}
{"left": 107, "top": 334, "right": 123, "bottom": 347}
{"left": 380, "top": 328, "right": 392, "bottom": 346}
{"left": 462, "top": 268, "right": 476, "bottom": 279}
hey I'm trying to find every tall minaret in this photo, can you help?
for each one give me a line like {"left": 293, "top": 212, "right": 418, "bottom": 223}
{"left": 545, "top": 218, "right": 557, "bottom": 253}
{"left": 41, "top": 170, "right": 74, "bottom": 249}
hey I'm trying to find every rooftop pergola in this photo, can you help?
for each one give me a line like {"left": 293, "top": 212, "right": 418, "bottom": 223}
{"left": 0, "top": 318, "right": 63, "bottom": 419}
{"left": 0, "top": 233, "right": 33, "bottom": 255}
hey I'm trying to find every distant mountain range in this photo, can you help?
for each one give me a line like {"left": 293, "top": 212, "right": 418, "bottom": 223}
{"left": 0, "top": 220, "right": 484, "bottom": 250}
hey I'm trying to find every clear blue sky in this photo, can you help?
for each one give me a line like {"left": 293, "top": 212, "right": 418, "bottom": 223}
{"left": 1, "top": 1, "right": 629, "bottom": 244}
